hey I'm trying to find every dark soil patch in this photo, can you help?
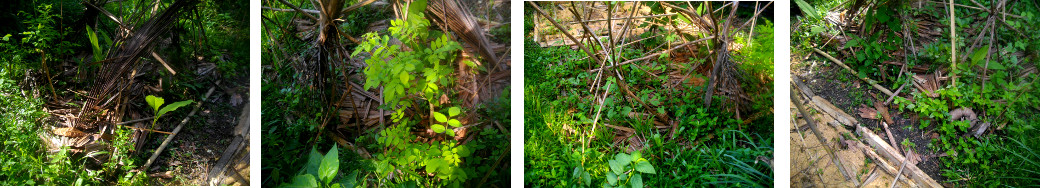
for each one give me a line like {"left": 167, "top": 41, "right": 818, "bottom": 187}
{"left": 794, "top": 62, "right": 948, "bottom": 183}
{"left": 145, "top": 73, "right": 248, "bottom": 185}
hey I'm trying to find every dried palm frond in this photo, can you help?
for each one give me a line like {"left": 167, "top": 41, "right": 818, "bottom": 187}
{"left": 87, "top": 0, "right": 198, "bottom": 113}
{"left": 428, "top": 0, "right": 501, "bottom": 71}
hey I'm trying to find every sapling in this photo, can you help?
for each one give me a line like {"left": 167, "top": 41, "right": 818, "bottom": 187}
{"left": 145, "top": 95, "right": 193, "bottom": 131}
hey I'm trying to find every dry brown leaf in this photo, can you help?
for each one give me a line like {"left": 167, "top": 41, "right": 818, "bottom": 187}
{"left": 856, "top": 104, "right": 878, "bottom": 119}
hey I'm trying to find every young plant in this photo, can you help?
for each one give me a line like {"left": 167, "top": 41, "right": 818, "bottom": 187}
{"left": 431, "top": 106, "right": 463, "bottom": 136}
{"left": 145, "top": 95, "right": 193, "bottom": 129}
{"left": 279, "top": 146, "right": 360, "bottom": 188}
{"left": 604, "top": 151, "right": 656, "bottom": 188}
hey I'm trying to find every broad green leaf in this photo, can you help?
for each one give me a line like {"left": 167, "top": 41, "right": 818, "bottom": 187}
{"left": 304, "top": 147, "right": 323, "bottom": 176}
{"left": 433, "top": 112, "right": 447, "bottom": 123}
{"left": 793, "top": 0, "right": 819, "bottom": 18}
{"left": 988, "top": 61, "right": 1006, "bottom": 70}
{"left": 615, "top": 153, "right": 632, "bottom": 165}
{"left": 582, "top": 170, "right": 591, "bottom": 186}
{"left": 341, "top": 170, "right": 358, "bottom": 188}
{"left": 971, "top": 45, "right": 990, "bottom": 66}
{"left": 86, "top": 25, "right": 102, "bottom": 62}
{"left": 319, "top": 146, "right": 339, "bottom": 184}
{"left": 573, "top": 166, "right": 583, "bottom": 179}
{"left": 634, "top": 160, "right": 656, "bottom": 174}
{"left": 608, "top": 159, "right": 623, "bottom": 174}
{"left": 448, "top": 107, "right": 461, "bottom": 117}
{"left": 446, "top": 129, "right": 456, "bottom": 137}
{"left": 282, "top": 174, "right": 318, "bottom": 188}
{"left": 447, "top": 119, "right": 461, "bottom": 127}
{"left": 606, "top": 171, "right": 618, "bottom": 185}
{"left": 157, "top": 100, "right": 194, "bottom": 121}
{"left": 145, "top": 95, "right": 163, "bottom": 113}
{"left": 432, "top": 124, "right": 445, "bottom": 133}
{"left": 630, "top": 173, "right": 644, "bottom": 188}
{"left": 631, "top": 151, "right": 641, "bottom": 162}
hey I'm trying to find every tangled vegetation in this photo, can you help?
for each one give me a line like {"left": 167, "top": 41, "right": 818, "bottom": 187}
{"left": 0, "top": 0, "right": 248, "bottom": 186}
{"left": 262, "top": 0, "right": 511, "bottom": 187}
{"left": 525, "top": 1, "right": 774, "bottom": 187}
{"left": 793, "top": 0, "right": 1040, "bottom": 186}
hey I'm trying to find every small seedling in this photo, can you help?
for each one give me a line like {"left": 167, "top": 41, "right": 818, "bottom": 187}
{"left": 145, "top": 95, "right": 193, "bottom": 129}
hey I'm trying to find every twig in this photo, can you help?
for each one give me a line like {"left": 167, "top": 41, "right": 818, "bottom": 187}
{"left": 889, "top": 149, "right": 911, "bottom": 188}
{"left": 812, "top": 48, "right": 895, "bottom": 96}
{"left": 528, "top": 2, "right": 603, "bottom": 63}
{"left": 588, "top": 37, "right": 714, "bottom": 73}
{"left": 140, "top": 82, "right": 218, "bottom": 172}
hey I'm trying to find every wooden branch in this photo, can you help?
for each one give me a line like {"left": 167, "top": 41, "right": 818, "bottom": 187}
{"left": 587, "top": 36, "right": 714, "bottom": 72}
{"left": 528, "top": 2, "right": 603, "bottom": 63}
{"left": 140, "top": 82, "right": 219, "bottom": 172}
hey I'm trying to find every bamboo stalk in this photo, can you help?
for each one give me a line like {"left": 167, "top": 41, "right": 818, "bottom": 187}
{"left": 949, "top": 0, "right": 957, "bottom": 86}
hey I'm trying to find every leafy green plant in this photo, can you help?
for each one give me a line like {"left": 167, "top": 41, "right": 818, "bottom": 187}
{"left": 604, "top": 151, "right": 656, "bottom": 188}
{"left": 144, "top": 95, "right": 193, "bottom": 129}
{"left": 279, "top": 146, "right": 361, "bottom": 188}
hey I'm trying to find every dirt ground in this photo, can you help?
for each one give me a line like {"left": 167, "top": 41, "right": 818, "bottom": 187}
{"left": 791, "top": 56, "right": 946, "bottom": 187}
{"left": 144, "top": 73, "right": 249, "bottom": 185}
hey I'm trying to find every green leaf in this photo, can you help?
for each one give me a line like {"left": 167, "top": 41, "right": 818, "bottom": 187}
{"left": 615, "top": 153, "right": 632, "bottom": 165}
{"left": 433, "top": 112, "right": 447, "bottom": 123}
{"left": 341, "top": 170, "right": 358, "bottom": 188}
{"left": 447, "top": 119, "right": 461, "bottom": 127}
{"left": 145, "top": 95, "right": 163, "bottom": 113}
{"left": 793, "top": 0, "right": 819, "bottom": 18}
{"left": 408, "top": 0, "right": 428, "bottom": 20}
{"left": 606, "top": 171, "right": 618, "bottom": 185}
{"left": 608, "top": 159, "right": 623, "bottom": 175}
{"left": 448, "top": 107, "right": 461, "bottom": 117}
{"left": 446, "top": 129, "right": 455, "bottom": 137}
{"left": 431, "top": 124, "right": 445, "bottom": 133}
{"left": 157, "top": 100, "right": 193, "bottom": 121}
{"left": 971, "top": 45, "right": 990, "bottom": 66}
{"left": 319, "top": 146, "right": 339, "bottom": 184}
{"left": 282, "top": 174, "right": 318, "bottom": 188}
{"left": 631, "top": 151, "right": 641, "bottom": 162}
{"left": 86, "top": 25, "right": 103, "bottom": 62}
{"left": 634, "top": 160, "right": 656, "bottom": 174}
{"left": 988, "top": 61, "right": 1006, "bottom": 70}
{"left": 305, "top": 147, "right": 323, "bottom": 176}
{"left": 630, "top": 173, "right": 644, "bottom": 188}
